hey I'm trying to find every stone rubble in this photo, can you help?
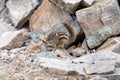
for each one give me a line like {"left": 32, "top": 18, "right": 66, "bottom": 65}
{"left": 0, "top": 0, "right": 120, "bottom": 79}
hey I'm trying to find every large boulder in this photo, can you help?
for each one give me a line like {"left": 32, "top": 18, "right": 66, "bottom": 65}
{"left": 0, "top": 0, "right": 6, "bottom": 13}
{"left": 97, "top": 37, "right": 120, "bottom": 54}
{"left": 0, "top": 19, "right": 16, "bottom": 37}
{"left": 0, "top": 29, "right": 28, "bottom": 50}
{"left": 29, "top": 0, "right": 81, "bottom": 38}
{"left": 40, "top": 58, "right": 85, "bottom": 75}
{"left": 72, "top": 51, "right": 118, "bottom": 74}
{"left": 76, "top": 0, "right": 120, "bottom": 49}
{"left": 49, "top": 0, "right": 82, "bottom": 14}
{"left": 6, "top": 0, "right": 42, "bottom": 28}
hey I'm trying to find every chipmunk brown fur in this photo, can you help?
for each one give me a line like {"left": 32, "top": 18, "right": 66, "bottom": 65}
{"left": 47, "top": 23, "right": 75, "bottom": 49}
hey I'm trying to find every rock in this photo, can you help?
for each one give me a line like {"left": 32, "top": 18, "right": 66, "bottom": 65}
{"left": 0, "top": 19, "right": 16, "bottom": 37}
{"left": 24, "top": 41, "right": 45, "bottom": 54}
{"left": 49, "top": 0, "right": 82, "bottom": 14}
{"left": 84, "top": 60, "right": 116, "bottom": 74}
{"left": 40, "top": 58, "right": 85, "bottom": 76}
{"left": 36, "top": 51, "right": 57, "bottom": 58}
{"left": 55, "top": 49, "right": 70, "bottom": 57}
{"left": 29, "top": 30, "right": 46, "bottom": 43}
{"left": 70, "top": 48, "right": 86, "bottom": 57}
{"left": 89, "top": 76, "right": 108, "bottom": 80}
{"left": 6, "top": 0, "right": 42, "bottom": 28}
{"left": 29, "top": 0, "right": 81, "bottom": 38}
{"left": 0, "top": 8, "right": 12, "bottom": 23}
{"left": 102, "top": 68, "right": 120, "bottom": 80}
{"left": 87, "top": 69, "right": 120, "bottom": 80}
{"left": 0, "top": 29, "right": 28, "bottom": 50}
{"left": 97, "top": 37, "right": 120, "bottom": 54}
{"left": 72, "top": 51, "right": 117, "bottom": 74}
{"left": 76, "top": 0, "right": 120, "bottom": 49}
{"left": 0, "top": 0, "right": 6, "bottom": 12}
{"left": 112, "top": 44, "right": 120, "bottom": 54}
{"left": 81, "top": 0, "right": 94, "bottom": 7}
{"left": 81, "top": 39, "right": 90, "bottom": 53}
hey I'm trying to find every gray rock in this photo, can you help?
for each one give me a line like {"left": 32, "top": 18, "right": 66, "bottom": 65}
{"left": 97, "top": 37, "right": 120, "bottom": 54}
{"left": 101, "top": 68, "right": 120, "bottom": 80}
{"left": 29, "top": 30, "right": 45, "bottom": 43}
{"left": 70, "top": 48, "right": 86, "bottom": 57}
{"left": 6, "top": 0, "right": 42, "bottom": 28}
{"left": 49, "top": 0, "right": 82, "bottom": 14}
{"left": 37, "top": 51, "right": 57, "bottom": 58}
{"left": 72, "top": 51, "right": 117, "bottom": 74}
{"left": 76, "top": 0, "right": 120, "bottom": 49}
{"left": 0, "top": 29, "right": 28, "bottom": 50}
{"left": 81, "top": 0, "right": 94, "bottom": 7}
{"left": 0, "top": 0, "right": 6, "bottom": 12}
{"left": 89, "top": 76, "right": 108, "bottom": 80}
{"left": 40, "top": 58, "right": 85, "bottom": 75}
{"left": 0, "top": 19, "right": 16, "bottom": 37}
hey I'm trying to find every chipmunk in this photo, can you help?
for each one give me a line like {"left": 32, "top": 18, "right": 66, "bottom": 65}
{"left": 47, "top": 23, "right": 75, "bottom": 49}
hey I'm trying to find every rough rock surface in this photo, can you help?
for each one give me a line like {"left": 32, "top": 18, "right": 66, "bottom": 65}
{"left": 81, "top": 0, "right": 94, "bottom": 7}
{"left": 40, "top": 58, "right": 85, "bottom": 75}
{"left": 0, "top": 0, "right": 120, "bottom": 79}
{"left": 0, "top": 0, "right": 6, "bottom": 12}
{"left": 97, "top": 37, "right": 120, "bottom": 54}
{"left": 6, "top": 0, "right": 42, "bottom": 28}
{"left": 49, "top": 0, "right": 82, "bottom": 14}
{"left": 0, "top": 29, "right": 28, "bottom": 50}
{"left": 0, "top": 19, "right": 16, "bottom": 37}
{"left": 88, "top": 76, "right": 108, "bottom": 80}
{"left": 70, "top": 47, "right": 86, "bottom": 57}
{"left": 76, "top": 0, "right": 120, "bottom": 49}
{"left": 30, "top": 0, "right": 81, "bottom": 38}
{"left": 72, "top": 51, "right": 117, "bottom": 74}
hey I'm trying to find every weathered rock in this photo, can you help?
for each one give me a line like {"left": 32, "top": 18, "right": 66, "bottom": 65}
{"left": 0, "top": 19, "right": 16, "bottom": 37}
{"left": 72, "top": 51, "right": 117, "bottom": 74}
{"left": 49, "top": 0, "right": 82, "bottom": 14}
{"left": 81, "top": 39, "right": 90, "bottom": 53}
{"left": 0, "top": 8, "right": 12, "bottom": 23}
{"left": 97, "top": 37, "right": 120, "bottom": 54}
{"left": 0, "top": 29, "right": 28, "bottom": 50}
{"left": 84, "top": 60, "right": 116, "bottom": 74}
{"left": 76, "top": 0, "right": 120, "bottom": 49}
{"left": 40, "top": 58, "right": 85, "bottom": 75}
{"left": 24, "top": 41, "right": 45, "bottom": 54}
{"left": 6, "top": 0, "right": 42, "bottom": 28}
{"left": 70, "top": 48, "right": 86, "bottom": 57}
{"left": 29, "top": 30, "right": 45, "bottom": 43}
{"left": 55, "top": 49, "right": 70, "bottom": 57}
{"left": 36, "top": 51, "right": 57, "bottom": 58}
{"left": 112, "top": 44, "right": 120, "bottom": 54}
{"left": 102, "top": 68, "right": 120, "bottom": 80}
{"left": 0, "top": 0, "right": 6, "bottom": 12}
{"left": 87, "top": 69, "right": 120, "bottom": 80}
{"left": 81, "top": 0, "right": 94, "bottom": 7}
{"left": 89, "top": 76, "right": 108, "bottom": 80}
{"left": 30, "top": 0, "right": 81, "bottom": 38}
